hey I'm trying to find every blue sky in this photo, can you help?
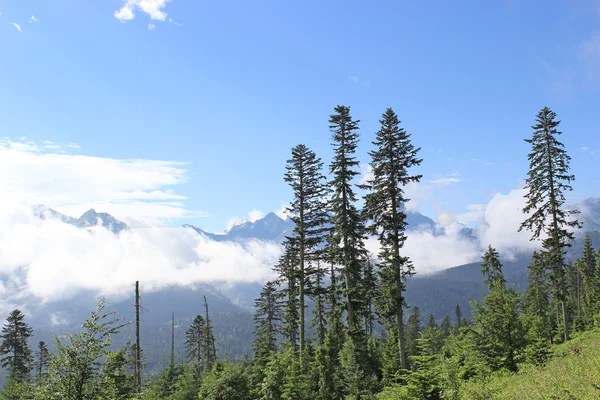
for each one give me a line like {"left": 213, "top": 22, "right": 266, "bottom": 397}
{"left": 1, "top": 0, "right": 599, "bottom": 232}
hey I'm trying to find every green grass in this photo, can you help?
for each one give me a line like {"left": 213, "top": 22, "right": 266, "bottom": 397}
{"left": 461, "top": 330, "right": 600, "bottom": 399}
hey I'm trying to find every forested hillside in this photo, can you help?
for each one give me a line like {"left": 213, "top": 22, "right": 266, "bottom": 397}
{"left": 1, "top": 105, "right": 598, "bottom": 400}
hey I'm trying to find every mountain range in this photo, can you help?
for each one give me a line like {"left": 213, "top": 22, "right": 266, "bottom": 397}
{"left": 12, "top": 198, "right": 600, "bottom": 368}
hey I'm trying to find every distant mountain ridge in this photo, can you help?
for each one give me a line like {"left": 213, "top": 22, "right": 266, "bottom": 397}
{"left": 32, "top": 205, "right": 129, "bottom": 234}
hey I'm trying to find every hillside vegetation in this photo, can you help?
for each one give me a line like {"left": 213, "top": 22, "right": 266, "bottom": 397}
{"left": 461, "top": 329, "right": 600, "bottom": 399}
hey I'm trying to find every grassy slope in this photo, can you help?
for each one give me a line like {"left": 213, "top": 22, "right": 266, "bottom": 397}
{"left": 462, "top": 330, "right": 600, "bottom": 399}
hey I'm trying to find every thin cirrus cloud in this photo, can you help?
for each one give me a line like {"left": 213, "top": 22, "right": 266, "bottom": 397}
{"left": 115, "top": 0, "right": 173, "bottom": 22}
{"left": 0, "top": 138, "right": 199, "bottom": 221}
{"left": 12, "top": 22, "right": 21, "bottom": 32}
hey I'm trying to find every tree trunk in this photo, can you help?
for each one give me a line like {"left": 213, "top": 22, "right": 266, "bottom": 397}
{"left": 135, "top": 281, "right": 141, "bottom": 394}
{"left": 562, "top": 300, "right": 570, "bottom": 341}
{"left": 396, "top": 305, "right": 407, "bottom": 369}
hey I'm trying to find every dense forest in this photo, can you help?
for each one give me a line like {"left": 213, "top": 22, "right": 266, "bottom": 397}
{"left": 2, "top": 105, "right": 598, "bottom": 399}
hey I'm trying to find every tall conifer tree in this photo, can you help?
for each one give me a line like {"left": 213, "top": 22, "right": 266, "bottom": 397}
{"left": 328, "top": 105, "right": 367, "bottom": 334}
{"left": 0, "top": 309, "right": 33, "bottom": 383}
{"left": 519, "top": 106, "right": 580, "bottom": 341}
{"left": 284, "top": 144, "right": 329, "bottom": 360}
{"left": 363, "top": 107, "right": 422, "bottom": 369}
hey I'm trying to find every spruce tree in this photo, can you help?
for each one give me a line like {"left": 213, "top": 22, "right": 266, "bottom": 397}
{"left": 34, "top": 341, "right": 51, "bottom": 380}
{"left": 440, "top": 316, "right": 452, "bottom": 339}
{"left": 454, "top": 304, "right": 462, "bottom": 334}
{"left": 363, "top": 107, "right": 422, "bottom": 369}
{"left": 0, "top": 309, "right": 33, "bottom": 383}
{"left": 274, "top": 238, "right": 300, "bottom": 350}
{"left": 203, "top": 296, "right": 217, "bottom": 369}
{"left": 481, "top": 245, "right": 506, "bottom": 291}
{"left": 519, "top": 106, "right": 581, "bottom": 341}
{"left": 406, "top": 306, "right": 422, "bottom": 363}
{"left": 328, "top": 105, "right": 368, "bottom": 334}
{"left": 580, "top": 233, "right": 597, "bottom": 315}
{"left": 185, "top": 315, "right": 206, "bottom": 368}
{"left": 252, "top": 281, "right": 281, "bottom": 365}
{"left": 284, "top": 144, "right": 329, "bottom": 360}
{"left": 312, "top": 260, "right": 328, "bottom": 347}
{"left": 473, "top": 246, "right": 525, "bottom": 372}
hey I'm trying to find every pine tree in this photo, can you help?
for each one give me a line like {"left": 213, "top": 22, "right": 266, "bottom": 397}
{"left": 185, "top": 315, "right": 206, "bottom": 368}
{"left": 0, "top": 309, "right": 33, "bottom": 383}
{"left": 519, "top": 106, "right": 581, "bottom": 341}
{"left": 284, "top": 143, "right": 329, "bottom": 361}
{"left": 363, "top": 107, "right": 422, "bottom": 369}
{"left": 34, "top": 341, "right": 51, "bottom": 380}
{"left": 328, "top": 105, "right": 368, "bottom": 334}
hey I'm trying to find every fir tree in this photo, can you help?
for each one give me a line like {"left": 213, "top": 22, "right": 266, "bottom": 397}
{"left": 440, "top": 316, "right": 452, "bottom": 339}
{"left": 0, "top": 309, "right": 33, "bottom": 383}
{"left": 311, "top": 260, "right": 328, "bottom": 347}
{"left": 405, "top": 336, "right": 441, "bottom": 400}
{"left": 363, "top": 107, "right": 422, "bottom": 369}
{"left": 203, "top": 296, "right": 217, "bottom": 369}
{"left": 328, "top": 105, "right": 368, "bottom": 334}
{"left": 185, "top": 315, "right": 206, "bottom": 368}
{"left": 481, "top": 245, "right": 506, "bottom": 291}
{"left": 523, "top": 251, "right": 552, "bottom": 344}
{"left": 454, "top": 305, "right": 462, "bottom": 334}
{"left": 252, "top": 281, "right": 281, "bottom": 366}
{"left": 580, "top": 233, "right": 597, "bottom": 315}
{"left": 406, "top": 306, "right": 422, "bottom": 363}
{"left": 274, "top": 238, "right": 300, "bottom": 350}
{"left": 34, "top": 341, "right": 51, "bottom": 380}
{"left": 519, "top": 106, "right": 581, "bottom": 341}
{"left": 284, "top": 144, "right": 329, "bottom": 360}
{"left": 473, "top": 247, "right": 525, "bottom": 372}
{"left": 427, "top": 314, "right": 437, "bottom": 330}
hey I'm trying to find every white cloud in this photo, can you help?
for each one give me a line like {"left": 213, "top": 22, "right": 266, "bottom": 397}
{"left": 456, "top": 203, "right": 487, "bottom": 225}
{"left": 12, "top": 22, "right": 21, "bottom": 32}
{"left": 475, "top": 189, "right": 541, "bottom": 258}
{"left": 225, "top": 209, "right": 265, "bottom": 232}
{"left": 29, "top": 15, "right": 39, "bottom": 23}
{"left": 115, "top": 0, "right": 172, "bottom": 23}
{"left": 275, "top": 202, "right": 291, "bottom": 220}
{"left": 430, "top": 177, "right": 461, "bottom": 185}
{"left": 0, "top": 202, "right": 282, "bottom": 308}
{"left": 582, "top": 146, "right": 590, "bottom": 152}
{"left": 366, "top": 188, "right": 548, "bottom": 274}
{"left": 348, "top": 76, "right": 359, "bottom": 83}
{"left": 148, "top": 23, "right": 155, "bottom": 30}
{"left": 168, "top": 17, "right": 182, "bottom": 27}
{"left": 68, "top": 143, "right": 81, "bottom": 149}
{"left": 0, "top": 138, "right": 199, "bottom": 221}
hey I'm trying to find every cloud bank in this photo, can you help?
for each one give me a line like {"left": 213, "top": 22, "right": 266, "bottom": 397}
{"left": 0, "top": 138, "right": 197, "bottom": 221}
{"left": 0, "top": 202, "right": 281, "bottom": 314}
